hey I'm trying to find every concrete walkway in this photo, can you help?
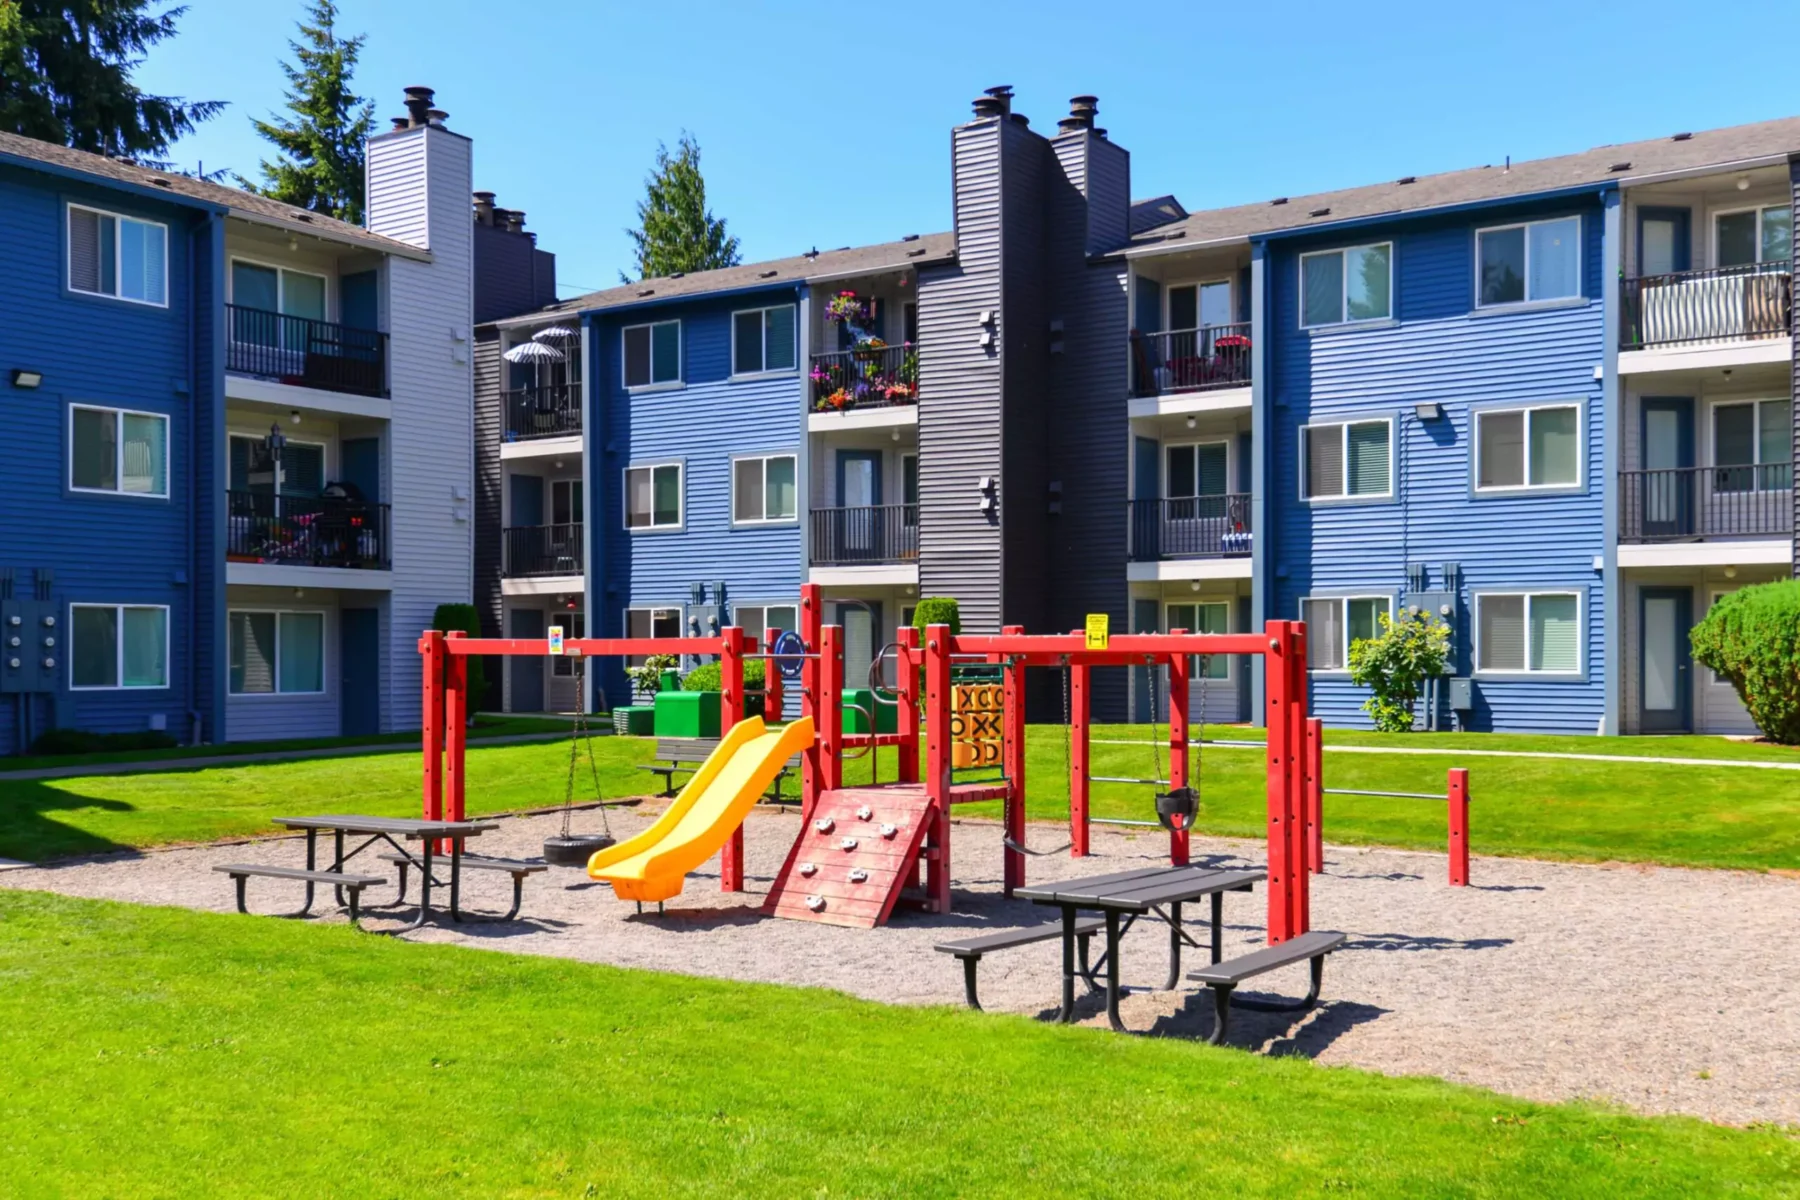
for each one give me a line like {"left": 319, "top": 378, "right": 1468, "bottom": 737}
{"left": 1093, "top": 738, "right": 1800, "bottom": 771}
{"left": 0, "top": 731, "right": 575, "bottom": 782}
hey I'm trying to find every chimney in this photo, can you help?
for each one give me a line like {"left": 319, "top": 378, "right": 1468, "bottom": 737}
{"left": 971, "top": 94, "right": 1005, "bottom": 119}
{"left": 1058, "top": 95, "right": 1098, "bottom": 134}
{"left": 403, "top": 85, "right": 434, "bottom": 127}
{"left": 503, "top": 210, "right": 526, "bottom": 235}
{"left": 472, "top": 191, "right": 496, "bottom": 226}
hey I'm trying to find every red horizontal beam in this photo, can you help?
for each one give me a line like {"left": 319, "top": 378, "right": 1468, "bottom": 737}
{"left": 426, "top": 636, "right": 742, "bottom": 658}
{"left": 946, "top": 633, "right": 1271, "bottom": 659}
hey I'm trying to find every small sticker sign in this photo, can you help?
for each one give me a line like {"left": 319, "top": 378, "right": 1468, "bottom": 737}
{"left": 1084, "top": 613, "right": 1109, "bottom": 650}
{"left": 547, "top": 625, "right": 565, "bottom": 656}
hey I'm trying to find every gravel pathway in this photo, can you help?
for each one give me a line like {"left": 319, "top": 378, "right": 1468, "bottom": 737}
{"left": 3, "top": 805, "right": 1794, "bottom": 1128}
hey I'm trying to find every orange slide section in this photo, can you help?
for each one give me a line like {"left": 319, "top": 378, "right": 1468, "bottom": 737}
{"left": 587, "top": 716, "right": 815, "bottom": 903}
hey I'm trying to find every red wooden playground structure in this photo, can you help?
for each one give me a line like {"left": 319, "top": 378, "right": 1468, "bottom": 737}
{"left": 417, "top": 582, "right": 1470, "bottom": 942}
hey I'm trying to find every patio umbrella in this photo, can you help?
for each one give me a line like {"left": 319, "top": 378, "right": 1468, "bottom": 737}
{"left": 531, "top": 325, "right": 579, "bottom": 343}
{"left": 504, "top": 340, "right": 566, "bottom": 364}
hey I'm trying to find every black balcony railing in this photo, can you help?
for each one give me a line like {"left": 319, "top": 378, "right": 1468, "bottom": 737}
{"left": 809, "top": 505, "right": 918, "bottom": 565}
{"left": 1619, "top": 467, "right": 1793, "bottom": 542}
{"left": 225, "top": 304, "right": 387, "bottom": 397}
{"left": 503, "top": 524, "right": 584, "bottom": 577}
{"left": 810, "top": 345, "right": 917, "bottom": 413}
{"left": 1127, "top": 495, "right": 1252, "bottom": 560}
{"left": 503, "top": 384, "right": 582, "bottom": 441}
{"left": 1619, "top": 264, "right": 1792, "bottom": 350}
{"left": 226, "top": 490, "right": 389, "bottom": 568}
{"left": 1130, "top": 324, "right": 1252, "bottom": 398}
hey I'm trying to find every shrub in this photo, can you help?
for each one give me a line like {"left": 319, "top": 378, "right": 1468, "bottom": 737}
{"left": 1690, "top": 579, "right": 1800, "bottom": 744}
{"left": 625, "top": 654, "right": 679, "bottom": 698}
{"left": 28, "top": 729, "right": 178, "bottom": 757}
{"left": 911, "top": 597, "right": 961, "bottom": 636}
{"left": 681, "top": 658, "right": 766, "bottom": 692}
{"left": 1347, "top": 608, "right": 1451, "bottom": 733}
{"left": 431, "top": 603, "right": 487, "bottom": 706}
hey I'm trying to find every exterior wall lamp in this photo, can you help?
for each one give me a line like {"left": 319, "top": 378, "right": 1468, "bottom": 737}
{"left": 11, "top": 369, "right": 43, "bottom": 389}
{"left": 1414, "top": 401, "right": 1444, "bottom": 421}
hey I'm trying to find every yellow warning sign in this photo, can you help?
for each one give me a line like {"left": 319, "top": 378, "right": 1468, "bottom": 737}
{"left": 950, "top": 683, "right": 1004, "bottom": 769}
{"left": 1084, "top": 613, "right": 1110, "bottom": 650}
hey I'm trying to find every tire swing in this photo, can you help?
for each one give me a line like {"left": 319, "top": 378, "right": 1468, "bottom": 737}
{"left": 542, "top": 655, "right": 618, "bottom": 866}
{"left": 1154, "top": 654, "right": 1206, "bottom": 835}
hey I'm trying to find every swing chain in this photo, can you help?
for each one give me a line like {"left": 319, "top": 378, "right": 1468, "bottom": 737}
{"left": 562, "top": 656, "right": 612, "bottom": 839}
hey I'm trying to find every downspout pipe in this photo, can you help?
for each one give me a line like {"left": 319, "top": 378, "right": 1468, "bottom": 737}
{"left": 187, "top": 215, "right": 202, "bottom": 744}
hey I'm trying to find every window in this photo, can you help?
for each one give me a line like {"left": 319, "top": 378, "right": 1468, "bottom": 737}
{"left": 70, "top": 405, "right": 168, "bottom": 497}
{"left": 70, "top": 604, "right": 167, "bottom": 690}
{"left": 1300, "top": 243, "right": 1391, "bottom": 327}
{"left": 1712, "top": 399, "right": 1793, "bottom": 492}
{"left": 68, "top": 204, "right": 167, "bottom": 306}
{"left": 625, "top": 463, "right": 682, "bottom": 529}
{"left": 902, "top": 301, "right": 919, "bottom": 345}
{"left": 551, "top": 612, "right": 585, "bottom": 677}
{"left": 1477, "top": 217, "right": 1581, "bottom": 307}
{"left": 625, "top": 607, "right": 683, "bottom": 668}
{"left": 622, "top": 320, "right": 681, "bottom": 387}
{"left": 732, "top": 454, "right": 797, "bottom": 524}
{"left": 1475, "top": 404, "right": 1581, "bottom": 491}
{"left": 1300, "top": 596, "right": 1390, "bottom": 671}
{"left": 732, "top": 305, "right": 797, "bottom": 375}
{"left": 230, "top": 261, "right": 328, "bottom": 347}
{"left": 1477, "top": 592, "right": 1581, "bottom": 674}
{"left": 734, "top": 604, "right": 800, "bottom": 649}
{"left": 229, "top": 433, "right": 324, "bottom": 499}
{"left": 228, "top": 611, "right": 325, "bottom": 694}
{"left": 1168, "top": 280, "right": 1233, "bottom": 330}
{"left": 551, "top": 478, "right": 583, "bottom": 526}
{"left": 1166, "top": 442, "right": 1230, "bottom": 498}
{"left": 1715, "top": 205, "right": 1792, "bottom": 268}
{"left": 1301, "top": 419, "right": 1391, "bottom": 500}
{"left": 1166, "top": 601, "right": 1230, "bottom": 679}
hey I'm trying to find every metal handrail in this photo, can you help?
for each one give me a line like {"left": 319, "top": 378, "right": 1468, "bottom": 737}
{"left": 810, "top": 344, "right": 918, "bottom": 412}
{"left": 1618, "top": 466, "right": 1793, "bottom": 542}
{"left": 1620, "top": 262, "right": 1792, "bottom": 350}
{"left": 225, "top": 304, "right": 387, "bottom": 397}
{"left": 1129, "top": 323, "right": 1252, "bottom": 397}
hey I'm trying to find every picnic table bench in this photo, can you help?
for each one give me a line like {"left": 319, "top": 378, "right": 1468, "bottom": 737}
{"left": 1189, "top": 930, "right": 1345, "bottom": 1045}
{"left": 934, "top": 917, "right": 1105, "bottom": 1011}
{"left": 638, "top": 737, "right": 801, "bottom": 800}
{"left": 379, "top": 851, "right": 547, "bottom": 921}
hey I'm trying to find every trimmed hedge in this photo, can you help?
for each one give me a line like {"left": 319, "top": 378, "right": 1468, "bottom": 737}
{"left": 29, "top": 729, "right": 179, "bottom": 756}
{"left": 431, "top": 603, "right": 488, "bottom": 707}
{"left": 1690, "top": 579, "right": 1800, "bottom": 744}
{"left": 911, "top": 597, "right": 961, "bottom": 635}
{"left": 681, "top": 659, "right": 766, "bottom": 692}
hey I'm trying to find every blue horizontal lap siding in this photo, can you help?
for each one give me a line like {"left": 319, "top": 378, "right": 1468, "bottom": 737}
{"left": 1270, "top": 202, "right": 1606, "bottom": 733}
{"left": 0, "top": 167, "right": 202, "bottom": 750}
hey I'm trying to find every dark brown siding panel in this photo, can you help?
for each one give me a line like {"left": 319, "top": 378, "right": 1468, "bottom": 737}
{"left": 472, "top": 332, "right": 504, "bottom": 668}
{"left": 473, "top": 223, "right": 557, "bottom": 325}
{"left": 1000, "top": 120, "right": 1053, "bottom": 640}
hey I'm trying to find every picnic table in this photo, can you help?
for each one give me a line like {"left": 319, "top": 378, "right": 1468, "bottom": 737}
{"left": 214, "top": 815, "right": 501, "bottom": 933}
{"left": 1015, "top": 865, "right": 1264, "bottom": 1031}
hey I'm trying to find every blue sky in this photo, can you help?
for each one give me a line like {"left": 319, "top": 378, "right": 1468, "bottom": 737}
{"left": 141, "top": 0, "right": 1800, "bottom": 298}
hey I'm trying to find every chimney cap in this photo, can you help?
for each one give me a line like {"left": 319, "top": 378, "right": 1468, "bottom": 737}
{"left": 402, "top": 85, "right": 434, "bottom": 126}
{"left": 428, "top": 108, "right": 449, "bottom": 126}
{"left": 972, "top": 96, "right": 1005, "bottom": 118}
{"left": 389, "top": 116, "right": 410, "bottom": 131}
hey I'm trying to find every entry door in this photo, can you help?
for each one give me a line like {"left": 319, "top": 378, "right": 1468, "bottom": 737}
{"left": 509, "top": 608, "right": 545, "bottom": 712}
{"left": 1639, "top": 587, "right": 1692, "bottom": 733}
{"left": 836, "top": 451, "right": 883, "bottom": 554}
{"left": 1640, "top": 397, "right": 1694, "bottom": 538}
{"left": 341, "top": 437, "right": 380, "bottom": 500}
{"left": 837, "top": 602, "right": 880, "bottom": 694}
{"left": 340, "top": 608, "right": 380, "bottom": 736}
{"left": 1131, "top": 598, "right": 1160, "bottom": 723}
{"left": 1637, "top": 207, "right": 1691, "bottom": 276}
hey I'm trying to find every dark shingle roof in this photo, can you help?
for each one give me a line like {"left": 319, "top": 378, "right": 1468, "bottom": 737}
{"left": 1135, "top": 114, "right": 1800, "bottom": 249}
{"left": 0, "top": 130, "right": 428, "bottom": 258}
{"left": 506, "top": 233, "right": 956, "bottom": 324}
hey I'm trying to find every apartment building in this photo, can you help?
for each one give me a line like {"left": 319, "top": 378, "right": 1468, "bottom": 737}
{"left": 0, "top": 86, "right": 473, "bottom": 750}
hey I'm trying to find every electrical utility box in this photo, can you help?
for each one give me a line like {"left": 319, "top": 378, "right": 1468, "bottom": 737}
{"left": 0, "top": 600, "right": 61, "bottom": 694}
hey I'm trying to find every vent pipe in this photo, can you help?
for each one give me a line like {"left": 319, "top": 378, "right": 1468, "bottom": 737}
{"left": 472, "top": 192, "right": 496, "bottom": 226}
{"left": 402, "top": 86, "right": 434, "bottom": 127}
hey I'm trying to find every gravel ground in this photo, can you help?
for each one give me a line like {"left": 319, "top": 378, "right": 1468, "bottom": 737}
{"left": 3, "top": 804, "right": 1795, "bottom": 1128}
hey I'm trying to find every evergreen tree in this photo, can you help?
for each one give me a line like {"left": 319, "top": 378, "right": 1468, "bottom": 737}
{"left": 622, "top": 132, "right": 740, "bottom": 281}
{"left": 239, "top": 0, "right": 373, "bottom": 224}
{"left": 0, "top": 0, "right": 222, "bottom": 164}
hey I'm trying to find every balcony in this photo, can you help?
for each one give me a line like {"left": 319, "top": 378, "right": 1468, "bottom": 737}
{"left": 226, "top": 490, "right": 389, "bottom": 569}
{"left": 1130, "top": 324, "right": 1252, "bottom": 398}
{"left": 226, "top": 305, "right": 387, "bottom": 398}
{"left": 810, "top": 345, "right": 917, "bottom": 414}
{"left": 1127, "top": 495, "right": 1252, "bottom": 560}
{"left": 503, "top": 523, "right": 584, "bottom": 578}
{"left": 503, "top": 383, "right": 582, "bottom": 442}
{"left": 1618, "top": 466, "right": 1793, "bottom": 543}
{"left": 1620, "top": 264, "right": 1791, "bottom": 351}
{"left": 809, "top": 505, "right": 917, "bottom": 566}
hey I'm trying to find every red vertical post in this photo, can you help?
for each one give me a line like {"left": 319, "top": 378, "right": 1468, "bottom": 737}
{"left": 1305, "top": 717, "right": 1324, "bottom": 874}
{"left": 923, "top": 624, "right": 953, "bottom": 914}
{"left": 763, "top": 627, "right": 784, "bottom": 720}
{"left": 799, "top": 584, "right": 822, "bottom": 819}
{"left": 1166, "top": 632, "right": 1191, "bottom": 867}
{"left": 896, "top": 625, "right": 920, "bottom": 785}
{"left": 1069, "top": 653, "right": 1090, "bottom": 858}
{"left": 1000, "top": 625, "right": 1026, "bottom": 895}
{"left": 419, "top": 630, "right": 444, "bottom": 824}
{"left": 1447, "top": 768, "right": 1470, "bottom": 887}
{"left": 443, "top": 632, "right": 468, "bottom": 830}
{"left": 819, "top": 623, "right": 843, "bottom": 792}
{"left": 720, "top": 626, "right": 746, "bottom": 892}
{"left": 1286, "top": 622, "right": 1311, "bottom": 935}
{"left": 1262, "top": 620, "right": 1292, "bottom": 944}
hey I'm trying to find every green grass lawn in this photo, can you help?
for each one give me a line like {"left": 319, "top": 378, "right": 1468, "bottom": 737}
{"left": 2, "top": 723, "right": 1797, "bottom": 871}
{"left": 0, "top": 891, "right": 1792, "bottom": 1198}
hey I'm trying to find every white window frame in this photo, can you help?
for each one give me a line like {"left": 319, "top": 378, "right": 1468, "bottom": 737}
{"left": 730, "top": 304, "right": 797, "bottom": 378}
{"left": 228, "top": 431, "right": 329, "bottom": 498}
{"left": 1474, "top": 217, "right": 1583, "bottom": 309}
{"left": 623, "top": 461, "right": 683, "bottom": 531}
{"left": 68, "top": 602, "right": 170, "bottom": 691}
{"left": 227, "top": 256, "right": 332, "bottom": 320}
{"left": 227, "top": 608, "right": 328, "bottom": 696}
{"left": 624, "top": 605, "right": 684, "bottom": 669}
{"left": 1708, "top": 396, "right": 1791, "bottom": 477}
{"left": 1472, "top": 402, "right": 1583, "bottom": 493}
{"left": 68, "top": 403, "right": 170, "bottom": 499}
{"left": 1474, "top": 590, "right": 1584, "bottom": 677}
{"left": 1298, "top": 417, "right": 1394, "bottom": 502}
{"left": 732, "top": 602, "right": 802, "bottom": 647}
{"left": 1298, "top": 242, "right": 1392, "bottom": 328}
{"left": 621, "top": 319, "right": 682, "bottom": 389}
{"left": 1299, "top": 594, "right": 1393, "bottom": 674}
{"left": 730, "top": 453, "right": 798, "bottom": 526}
{"left": 1163, "top": 278, "right": 1234, "bottom": 332}
{"left": 67, "top": 202, "right": 168, "bottom": 307}
{"left": 1163, "top": 438, "right": 1234, "bottom": 497}
{"left": 1711, "top": 202, "right": 1790, "bottom": 267}
{"left": 1164, "top": 600, "right": 1233, "bottom": 680}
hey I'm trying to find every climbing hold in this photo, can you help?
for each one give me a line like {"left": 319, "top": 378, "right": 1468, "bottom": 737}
{"left": 848, "top": 868, "right": 868, "bottom": 884}
{"left": 838, "top": 837, "right": 859, "bottom": 851}
{"left": 799, "top": 862, "right": 818, "bottom": 877}
{"left": 879, "top": 823, "right": 898, "bottom": 839}
{"left": 856, "top": 806, "right": 873, "bottom": 821}
{"left": 804, "top": 895, "right": 826, "bottom": 912}
{"left": 813, "top": 817, "right": 835, "bottom": 834}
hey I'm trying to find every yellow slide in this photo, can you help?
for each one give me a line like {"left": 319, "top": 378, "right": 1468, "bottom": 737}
{"left": 588, "top": 716, "right": 815, "bottom": 903}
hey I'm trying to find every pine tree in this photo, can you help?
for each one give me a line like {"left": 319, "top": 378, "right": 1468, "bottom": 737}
{"left": 0, "top": 0, "right": 223, "bottom": 164}
{"left": 239, "top": 0, "right": 373, "bottom": 224}
{"left": 622, "top": 132, "right": 741, "bottom": 282}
